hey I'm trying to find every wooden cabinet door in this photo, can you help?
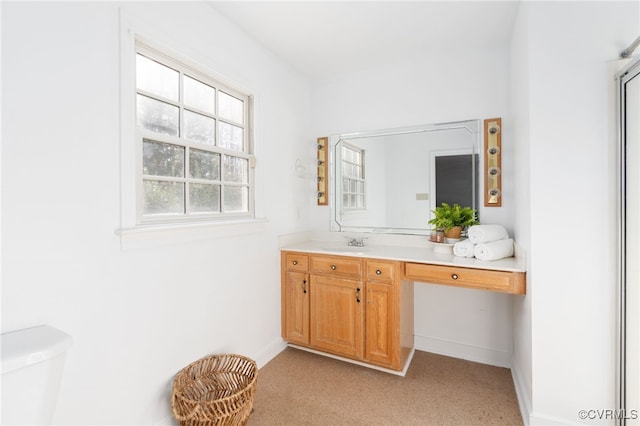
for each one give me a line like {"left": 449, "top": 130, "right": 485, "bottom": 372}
{"left": 310, "top": 275, "right": 364, "bottom": 359}
{"left": 283, "top": 271, "right": 309, "bottom": 345}
{"left": 365, "top": 282, "right": 395, "bottom": 367}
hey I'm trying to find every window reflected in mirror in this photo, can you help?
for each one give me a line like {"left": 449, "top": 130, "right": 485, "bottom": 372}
{"left": 341, "top": 143, "right": 366, "bottom": 211}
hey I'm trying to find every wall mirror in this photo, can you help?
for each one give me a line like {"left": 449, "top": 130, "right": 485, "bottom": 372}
{"left": 329, "top": 119, "right": 480, "bottom": 235}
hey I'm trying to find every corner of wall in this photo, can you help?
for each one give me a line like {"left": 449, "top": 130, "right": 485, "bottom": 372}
{"left": 414, "top": 335, "right": 512, "bottom": 368}
{"left": 511, "top": 358, "right": 532, "bottom": 426}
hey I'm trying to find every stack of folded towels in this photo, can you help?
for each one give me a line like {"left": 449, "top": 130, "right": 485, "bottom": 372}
{"left": 453, "top": 224, "right": 514, "bottom": 261}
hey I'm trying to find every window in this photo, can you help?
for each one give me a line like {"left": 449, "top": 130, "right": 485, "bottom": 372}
{"left": 135, "top": 44, "right": 253, "bottom": 224}
{"left": 341, "top": 143, "right": 365, "bottom": 210}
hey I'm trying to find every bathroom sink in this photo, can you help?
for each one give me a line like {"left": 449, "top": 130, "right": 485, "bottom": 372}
{"left": 320, "top": 246, "right": 370, "bottom": 255}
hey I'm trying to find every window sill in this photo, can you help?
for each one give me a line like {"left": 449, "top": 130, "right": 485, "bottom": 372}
{"left": 115, "top": 217, "right": 268, "bottom": 251}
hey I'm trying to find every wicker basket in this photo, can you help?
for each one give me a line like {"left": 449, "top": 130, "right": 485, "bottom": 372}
{"left": 171, "top": 354, "right": 258, "bottom": 426}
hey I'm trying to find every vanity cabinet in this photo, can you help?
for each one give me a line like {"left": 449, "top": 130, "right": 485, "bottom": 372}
{"left": 364, "top": 260, "right": 404, "bottom": 367}
{"left": 281, "top": 251, "right": 413, "bottom": 371}
{"left": 310, "top": 274, "right": 364, "bottom": 359}
{"left": 281, "top": 254, "right": 310, "bottom": 345}
{"left": 281, "top": 243, "right": 525, "bottom": 373}
{"left": 404, "top": 262, "right": 526, "bottom": 295}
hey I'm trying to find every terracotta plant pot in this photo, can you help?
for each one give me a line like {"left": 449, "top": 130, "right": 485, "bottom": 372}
{"left": 444, "top": 226, "right": 462, "bottom": 239}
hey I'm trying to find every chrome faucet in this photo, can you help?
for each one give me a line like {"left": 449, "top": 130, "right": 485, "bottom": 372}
{"left": 347, "top": 237, "right": 367, "bottom": 247}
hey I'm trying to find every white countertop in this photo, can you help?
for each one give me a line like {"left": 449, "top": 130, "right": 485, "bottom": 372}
{"left": 280, "top": 240, "right": 526, "bottom": 273}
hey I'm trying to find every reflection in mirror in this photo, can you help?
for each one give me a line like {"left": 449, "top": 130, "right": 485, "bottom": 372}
{"left": 330, "top": 120, "right": 480, "bottom": 235}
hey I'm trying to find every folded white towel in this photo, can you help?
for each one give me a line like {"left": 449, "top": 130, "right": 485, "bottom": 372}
{"left": 453, "top": 239, "right": 476, "bottom": 258}
{"left": 468, "top": 225, "right": 509, "bottom": 244}
{"left": 473, "top": 238, "right": 514, "bottom": 261}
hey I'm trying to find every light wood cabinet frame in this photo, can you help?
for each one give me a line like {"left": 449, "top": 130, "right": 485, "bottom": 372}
{"left": 317, "top": 137, "right": 329, "bottom": 205}
{"left": 404, "top": 262, "right": 525, "bottom": 295}
{"left": 281, "top": 250, "right": 524, "bottom": 373}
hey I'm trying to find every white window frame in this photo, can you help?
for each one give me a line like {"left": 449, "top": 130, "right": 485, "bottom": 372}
{"left": 117, "top": 11, "right": 264, "bottom": 249}
{"left": 135, "top": 44, "right": 254, "bottom": 225}
{"left": 341, "top": 143, "right": 366, "bottom": 211}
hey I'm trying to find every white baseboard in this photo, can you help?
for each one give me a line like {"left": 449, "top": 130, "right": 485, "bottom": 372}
{"left": 511, "top": 362, "right": 532, "bottom": 426}
{"left": 252, "top": 338, "right": 288, "bottom": 368}
{"left": 155, "top": 415, "right": 177, "bottom": 426}
{"left": 414, "top": 334, "right": 512, "bottom": 368}
{"left": 528, "top": 413, "right": 573, "bottom": 425}
{"left": 511, "top": 363, "right": 579, "bottom": 426}
{"left": 288, "top": 344, "right": 415, "bottom": 376}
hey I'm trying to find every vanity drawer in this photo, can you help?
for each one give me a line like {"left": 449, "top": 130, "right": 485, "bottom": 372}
{"left": 285, "top": 253, "right": 309, "bottom": 272}
{"left": 310, "top": 255, "right": 362, "bottom": 278}
{"left": 404, "top": 263, "right": 525, "bottom": 295}
{"left": 365, "top": 260, "right": 396, "bottom": 282}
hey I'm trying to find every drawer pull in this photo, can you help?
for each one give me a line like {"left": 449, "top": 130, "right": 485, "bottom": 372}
{"left": 331, "top": 265, "right": 337, "bottom": 270}
{"left": 451, "top": 274, "right": 458, "bottom": 280}
{"left": 376, "top": 269, "right": 382, "bottom": 275}
{"left": 292, "top": 260, "right": 298, "bottom": 266}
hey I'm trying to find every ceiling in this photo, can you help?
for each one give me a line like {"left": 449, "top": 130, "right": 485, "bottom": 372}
{"left": 211, "top": 1, "right": 520, "bottom": 83}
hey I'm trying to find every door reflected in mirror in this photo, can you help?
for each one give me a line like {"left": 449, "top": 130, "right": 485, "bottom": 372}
{"left": 330, "top": 120, "right": 480, "bottom": 235}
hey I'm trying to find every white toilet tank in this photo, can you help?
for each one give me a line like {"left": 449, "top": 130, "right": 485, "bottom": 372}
{"left": 1, "top": 325, "right": 73, "bottom": 425}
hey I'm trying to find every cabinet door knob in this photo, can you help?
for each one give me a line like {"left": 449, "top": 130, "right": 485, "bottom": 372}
{"left": 292, "top": 260, "right": 298, "bottom": 265}
{"left": 376, "top": 269, "right": 382, "bottom": 275}
{"left": 356, "top": 287, "right": 361, "bottom": 303}
{"left": 451, "top": 274, "right": 458, "bottom": 280}
{"left": 302, "top": 279, "right": 307, "bottom": 294}
{"left": 331, "top": 265, "right": 337, "bottom": 270}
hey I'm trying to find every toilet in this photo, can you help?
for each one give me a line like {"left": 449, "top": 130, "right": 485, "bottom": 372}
{"left": 1, "top": 325, "right": 73, "bottom": 425}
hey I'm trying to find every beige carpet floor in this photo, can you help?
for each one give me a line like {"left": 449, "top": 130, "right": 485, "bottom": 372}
{"left": 247, "top": 347, "right": 522, "bottom": 426}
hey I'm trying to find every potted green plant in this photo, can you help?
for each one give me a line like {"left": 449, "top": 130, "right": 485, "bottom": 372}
{"left": 428, "top": 203, "right": 479, "bottom": 239}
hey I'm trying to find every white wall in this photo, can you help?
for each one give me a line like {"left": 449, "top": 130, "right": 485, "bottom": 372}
{"left": 1, "top": 2, "right": 312, "bottom": 424}
{"left": 5, "top": 1, "right": 638, "bottom": 425}
{"left": 310, "top": 46, "right": 516, "bottom": 367}
{"left": 384, "top": 133, "right": 431, "bottom": 229}
{"left": 509, "top": 1, "right": 533, "bottom": 420}
{"left": 511, "top": 2, "right": 639, "bottom": 425}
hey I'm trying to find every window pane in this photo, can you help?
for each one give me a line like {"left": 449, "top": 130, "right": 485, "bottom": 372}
{"left": 143, "top": 180, "right": 184, "bottom": 215}
{"left": 223, "top": 156, "right": 248, "bottom": 183}
{"left": 190, "top": 183, "right": 220, "bottom": 213}
{"left": 219, "top": 91, "right": 243, "bottom": 124}
{"left": 137, "top": 95, "right": 179, "bottom": 136}
{"left": 189, "top": 149, "right": 220, "bottom": 181}
{"left": 184, "top": 110, "right": 215, "bottom": 144}
{"left": 136, "top": 54, "right": 178, "bottom": 101}
{"left": 143, "top": 140, "right": 184, "bottom": 177}
{"left": 184, "top": 75, "right": 215, "bottom": 114}
{"left": 136, "top": 46, "right": 253, "bottom": 222}
{"left": 223, "top": 186, "right": 248, "bottom": 212}
{"left": 346, "top": 147, "right": 354, "bottom": 162}
{"left": 219, "top": 122, "right": 244, "bottom": 151}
